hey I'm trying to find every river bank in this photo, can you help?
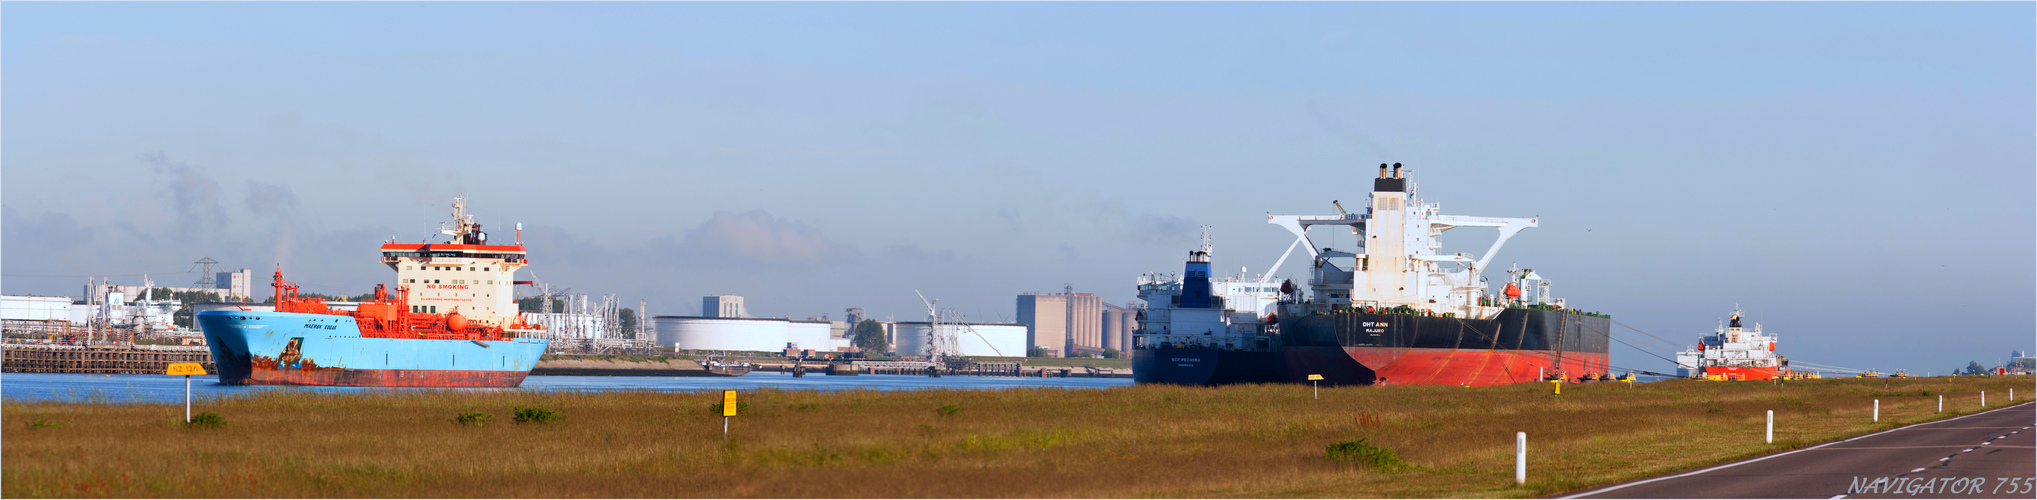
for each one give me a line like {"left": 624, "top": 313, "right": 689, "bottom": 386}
{"left": 532, "top": 355, "right": 1132, "bottom": 378}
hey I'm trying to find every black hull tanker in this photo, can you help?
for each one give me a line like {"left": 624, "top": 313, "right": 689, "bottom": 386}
{"left": 1132, "top": 163, "right": 1613, "bottom": 386}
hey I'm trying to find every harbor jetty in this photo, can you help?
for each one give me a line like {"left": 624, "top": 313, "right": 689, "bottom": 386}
{"left": 1, "top": 343, "right": 214, "bottom": 375}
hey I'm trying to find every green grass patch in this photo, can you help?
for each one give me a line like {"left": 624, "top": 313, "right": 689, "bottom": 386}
{"left": 184, "top": 412, "right": 226, "bottom": 428}
{"left": 452, "top": 411, "right": 495, "bottom": 426}
{"left": 512, "top": 406, "right": 560, "bottom": 424}
{"left": 1326, "top": 438, "right": 1408, "bottom": 471}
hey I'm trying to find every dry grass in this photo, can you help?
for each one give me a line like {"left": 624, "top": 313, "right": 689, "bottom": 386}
{"left": 3, "top": 375, "right": 2029, "bottom": 498}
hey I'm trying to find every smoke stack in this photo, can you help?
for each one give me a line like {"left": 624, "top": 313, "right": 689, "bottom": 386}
{"left": 1378, "top": 163, "right": 1389, "bottom": 179}
{"left": 1392, "top": 163, "right": 1403, "bottom": 179}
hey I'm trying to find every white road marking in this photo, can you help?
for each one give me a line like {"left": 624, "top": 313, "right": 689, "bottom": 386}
{"left": 1962, "top": 448, "right": 1974, "bottom": 452}
{"left": 1911, "top": 467, "right": 1926, "bottom": 472}
{"left": 1557, "top": 402, "right": 2033, "bottom": 499}
{"left": 1829, "top": 495, "right": 1847, "bottom": 499}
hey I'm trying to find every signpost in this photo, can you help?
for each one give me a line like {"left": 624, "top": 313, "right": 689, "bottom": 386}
{"left": 722, "top": 390, "right": 738, "bottom": 441}
{"left": 165, "top": 363, "right": 207, "bottom": 423}
{"left": 1307, "top": 374, "right": 1323, "bottom": 399}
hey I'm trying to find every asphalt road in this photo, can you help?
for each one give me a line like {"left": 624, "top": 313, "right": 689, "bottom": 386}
{"left": 1561, "top": 402, "right": 2036, "bottom": 499}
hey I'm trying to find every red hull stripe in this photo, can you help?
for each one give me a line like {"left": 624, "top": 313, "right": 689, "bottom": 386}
{"left": 243, "top": 367, "right": 531, "bottom": 388}
{"left": 380, "top": 243, "right": 527, "bottom": 253}
{"left": 1347, "top": 347, "right": 1611, "bottom": 386}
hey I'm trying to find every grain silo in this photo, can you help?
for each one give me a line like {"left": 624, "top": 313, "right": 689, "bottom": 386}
{"left": 1119, "top": 310, "right": 1138, "bottom": 353}
{"left": 1100, "top": 310, "right": 1124, "bottom": 351}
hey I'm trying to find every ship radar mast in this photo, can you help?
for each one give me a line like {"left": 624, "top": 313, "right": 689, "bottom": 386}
{"left": 437, "top": 194, "right": 488, "bottom": 245}
{"left": 1193, "top": 225, "right": 1214, "bottom": 263}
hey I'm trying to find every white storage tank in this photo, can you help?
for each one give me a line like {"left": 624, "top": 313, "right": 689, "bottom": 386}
{"left": 2, "top": 295, "right": 77, "bottom": 322}
{"left": 955, "top": 323, "right": 1027, "bottom": 357}
{"left": 891, "top": 322, "right": 932, "bottom": 356}
{"left": 787, "top": 320, "right": 833, "bottom": 351}
{"left": 654, "top": 316, "right": 789, "bottom": 353}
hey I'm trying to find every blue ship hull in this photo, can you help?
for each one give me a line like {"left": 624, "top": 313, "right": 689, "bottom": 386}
{"left": 197, "top": 310, "right": 549, "bottom": 387}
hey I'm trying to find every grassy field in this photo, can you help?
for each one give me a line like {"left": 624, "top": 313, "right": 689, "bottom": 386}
{"left": 3, "top": 375, "right": 2030, "bottom": 498}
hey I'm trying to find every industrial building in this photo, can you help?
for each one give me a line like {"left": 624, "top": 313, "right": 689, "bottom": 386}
{"left": 703, "top": 295, "right": 746, "bottom": 318}
{"left": 3, "top": 277, "right": 187, "bottom": 332}
{"left": 1016, "top": 286, "right": 1105, "bottom": 357}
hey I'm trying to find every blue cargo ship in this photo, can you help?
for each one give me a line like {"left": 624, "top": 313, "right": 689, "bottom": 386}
{"left": 197, "top": 195, "right": 552, "bottom": 387}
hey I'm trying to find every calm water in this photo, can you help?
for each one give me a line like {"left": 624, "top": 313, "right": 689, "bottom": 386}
{"left": 0, "top": 372, "right": 1133, "bottom": 403}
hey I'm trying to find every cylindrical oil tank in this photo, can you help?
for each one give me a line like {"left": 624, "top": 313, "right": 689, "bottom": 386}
{"left": 788, "top": 320, "right": 832, "bottom": 351}
{"left": 891, "top": 322, "right": 932, "bottom": 356}
{"left": 654, "top": 316, "right": 789, "bottom": 353}
{"left": 954, "top": 323, "right": 1027, "bottom": 357}
{"left": 1101, "top": 311, "right": 1124, "bottom": 351}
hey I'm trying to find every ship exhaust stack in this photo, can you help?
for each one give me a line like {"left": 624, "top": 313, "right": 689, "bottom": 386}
{"left": 1378, "top": 163, "right": 1389, "bottom": 179}
{"left": 1392, "top": 163, "right": 1403, "bottom": 179}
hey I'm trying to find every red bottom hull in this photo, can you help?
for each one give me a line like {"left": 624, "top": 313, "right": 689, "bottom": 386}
{"left": 241, "top": 367, "right": 531, "bottom": 387}
{"left": 1349, "top": 347, "right": 1611, "bottom": 386}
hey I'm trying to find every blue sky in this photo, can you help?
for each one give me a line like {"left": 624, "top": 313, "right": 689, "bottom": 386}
{"left": 4, "top": 2, "right": 2031, "bottom": 374}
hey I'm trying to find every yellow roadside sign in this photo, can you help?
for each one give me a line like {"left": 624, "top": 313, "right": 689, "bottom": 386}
{"left": 722, "top": 390, "right": 738, "bottom": 416}
{"left": 1307, "top": 374, "right": 1324, "bottom": 381}
{"left": 166, "top": 363, "right": 207, "bottom": 376}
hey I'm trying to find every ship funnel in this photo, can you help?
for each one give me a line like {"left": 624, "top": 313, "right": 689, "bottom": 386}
{"left": 1392, "top": 163, "right": 1403, "bottom": 179}
{"left": 1378, "top": 163, "right": 1389, "bottom": 179}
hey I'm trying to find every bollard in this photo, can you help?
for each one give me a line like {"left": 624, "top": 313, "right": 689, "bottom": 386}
{"left": 1981, "top": 391, "right": 1985, "bottom": 407}
{"left": 1766, "top": 410, "right": 1773, "bottom": 444}
{"left": 1873, "top": 399, "right": 1879, "bottom": 422}
{"left": 1515, "top": 432, "right": 1527, "bottom": 485}
{"left": 1939, "top": 394, "right": 1943, "bottom": 412}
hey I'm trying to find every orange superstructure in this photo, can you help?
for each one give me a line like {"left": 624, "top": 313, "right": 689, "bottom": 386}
{"left": 377, "top": 195, "right": 533, "bottom": 327}
{"left": 269, "top": 269, "right": 541, "bottom": 341}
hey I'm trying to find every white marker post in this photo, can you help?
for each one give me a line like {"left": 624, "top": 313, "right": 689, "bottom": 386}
{"left": 1939, "top": 394, "right": 1944, "bottom": 412}
{"left": 165, "top": 363, "right": 206, "bottom": 423}
{"left": 1873, "top": 399, "right": 1879, "bottom": 422}
{"left": 1515, "top": 432, "right": 1527, "bottom": 485}
{"left": 1980, "top": 391, "right": 1985, "bottom": 407}
{"left": 1766, "top": 410, "right": 1773, "bottom": 444}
